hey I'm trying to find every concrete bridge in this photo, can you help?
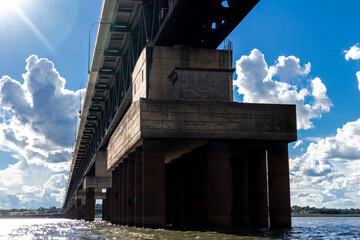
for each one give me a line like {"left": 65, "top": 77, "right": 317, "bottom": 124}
{"left": 63, "top": 0, "right": 297, "bottom": 229}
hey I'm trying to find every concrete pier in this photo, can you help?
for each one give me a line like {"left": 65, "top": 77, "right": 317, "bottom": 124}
{"left": 85, "top": 188, "right": 95, "bottom": 221}
{"left": 134, "top": 147, "right": 143, "bottom": 226}
{"left": 248, "top": 151, "right": 269, "bottom": 228}
{"left": 207, "top": 141, "right": 231, "bottom": 228}
{"left": 63, "top": 0, "right": 296, "bottom": 231}
{"left": 127, "top": 154, "right": 135, "bottom": 226}
{"left": 142, "top": 140, "right": 166, "bottom": 227}
{"left": 63, "top": 45, "right": 296, "bottom": 229}
{"left": 268, "top": 143, "right": 292, "bottom": 228}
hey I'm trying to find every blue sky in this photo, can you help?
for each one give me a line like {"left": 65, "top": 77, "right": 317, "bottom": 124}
{"left": 0, "top": 0, "right": 360, "bottom": 209}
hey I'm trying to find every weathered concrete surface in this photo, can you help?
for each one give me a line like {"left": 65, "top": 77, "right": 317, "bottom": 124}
{"left": 169, "top": 68, "right": 233, "bottom": 102}
{"left": 84, "top": 176, "right": 112, "bottom": 189}
{"left": 132, "top": 46, "right": 233, "bottom": 103}
{"left": 107, "top": 99, "right": 296, "bottom": 169}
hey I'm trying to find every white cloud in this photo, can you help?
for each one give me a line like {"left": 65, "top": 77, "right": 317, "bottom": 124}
{"left": 290, "top": 118, "right": 360, "bottom": 208}
{"left": 293, "top": 140, "right": 303, "bottom": 149}
{"left": 344, "top": 44, "right": 360, "bottom": 91}
{"left": 0, "top": 55, "right": 83, "bottom": 209}
{"left": 344, "top": 44, "right": 360, "bottom": 61}
{"left": 234, "top": 49, "right": 332, "bottom": 130}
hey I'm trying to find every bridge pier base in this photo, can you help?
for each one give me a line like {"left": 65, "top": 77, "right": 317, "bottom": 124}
{"left": 134, "top": 147, "right": 143, "bottom": 227}
{"left": 76, "top": 199, "right": 82, "bottom": 220}
{"left": 122, "top": 159, "right": 128, "bottom": 225}
{"left": 268, "top": 142, "right": 291, "bottom": 228}
{"left": 207, "top": 141, "right": 231, "bottom": 228}
{"left": 84, "top": 188, "right": 95, "bottom": 221}
{"left": 127, "top": 153, "right": 135, "bottom": 226}
{"left": 102, "top": 188, "right": 112, "bottom": 221}
{"left": 248, "top": 150, "right": 269, "bottom": 228}
{"left": 232, "top": 155, "right": 249, "bottom": 227}
{"left": 113, "top": 167, "right": 120, "bottom": 224}
{"left": 142, "top": 139, "right": 166, "bottom": 227}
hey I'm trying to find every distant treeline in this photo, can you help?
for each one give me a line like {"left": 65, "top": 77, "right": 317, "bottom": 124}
{"left": 0, "top": 206, "right": 63, "bottom": 217}
{"left": 292, "top": 205, "right": 360, "bottom": 215}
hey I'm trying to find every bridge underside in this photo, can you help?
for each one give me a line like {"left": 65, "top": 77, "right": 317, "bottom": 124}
{"left": 63, "top": 0, "right": 296, "bottom": 230}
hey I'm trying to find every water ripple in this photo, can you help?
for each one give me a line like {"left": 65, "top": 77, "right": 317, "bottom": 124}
{"left": 0, "top": 217, "right": 359, "bottom": 239}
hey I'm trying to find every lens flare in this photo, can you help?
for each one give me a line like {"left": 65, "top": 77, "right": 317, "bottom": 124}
{"left": 0, "top": 0, "right": 29, "bottom": 16}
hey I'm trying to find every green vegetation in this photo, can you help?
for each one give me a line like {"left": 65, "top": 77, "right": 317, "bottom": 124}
{"left": 0, "top": 206, "right": 63, "bottom": 218}
{"left": 292, "top": 206, "right": 360, "bottom": 217}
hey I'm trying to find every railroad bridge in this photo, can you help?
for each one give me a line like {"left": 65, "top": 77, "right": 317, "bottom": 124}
{"left": 63, "top": 0, "right": 297, "bottom": 229}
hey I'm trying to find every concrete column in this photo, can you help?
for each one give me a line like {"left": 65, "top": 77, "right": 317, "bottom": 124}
{"left": 134, "top": 147, "right": 143, "bottom": 226}
{"left": 127, "top": 153, "right": 135, "bottom": 226}
{"left": 84, "top": 188, "right": 95, "bottom": 221}
{"left": 70, "top": 205, "right": 76, "bottom": 219}
{"left": 76, "top": 199, "right": 82, "bottom": 220}
{"left": 113, "top": 167, "right": 119, "bottom": 224}
{"left": 117, "top": 164, "right": 123, "bottom": 225}
{"left": 102, "top": 198, "right": 108, "bottom": 221}
{"left": 232, "top": 156, "right": 249, "bottom": 227}
{"left": 81, "top": 204, "right": 85, "bottom": 219}
{"left": 267, "top": 142, "right": 291, "bottom": 228}
{"left": 103, "top": 188, "right": 112, "bottom": 221}
{"left": 248, "top": 150, "right": 268, "bottom": 228}
{"left": 169, "top": 159, "right": 182, "bottom": 226}
{"left": 111, "top": 169, "right": 116, "bottom": 224}
{"left": 192, "top": 149, "right": 207, "bottom": 227}
{"left": 207, "top": 141, "right": 231, "bottom": 228}
{"left": 180, "top": 156, "right": 194, "bottom": 227}
{"left": 142, "top": 139, "right": 166, "bottom": 227}
{"left": 122, "top": 159, "right": 128, "bottom": 225}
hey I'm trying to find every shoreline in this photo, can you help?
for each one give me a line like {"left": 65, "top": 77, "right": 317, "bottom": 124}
{"left": 292, "top": 214, "right": 360, "bottom": 217}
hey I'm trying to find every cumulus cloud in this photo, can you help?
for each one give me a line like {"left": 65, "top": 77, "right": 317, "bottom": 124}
{"left": 344, "top": 44, "right": 360, "bottom": 61}
{"left": 0, "top": 55, "right": 83, "bottom": 208}
{"left": 0, "top": 160, "right": 68, "bottom": 209}
{"left": 290, "top": 118, "right": 360, "bottom": 208}
{"left": 344, "top": 44, "right": 360, "bottom": 91}
{"left": 234, "top": 49, "right": 332, "bottom": 129}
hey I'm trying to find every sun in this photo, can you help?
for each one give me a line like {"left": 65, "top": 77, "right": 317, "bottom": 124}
{"left": 0, "top": 0, "right": 29, "bottom": 16}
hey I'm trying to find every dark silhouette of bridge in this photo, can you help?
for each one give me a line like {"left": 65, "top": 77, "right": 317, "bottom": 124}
{"left": 63, "top": 0, "right": 296, "bottom": 229}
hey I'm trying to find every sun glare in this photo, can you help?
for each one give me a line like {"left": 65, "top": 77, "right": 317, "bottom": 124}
{"left": 0, "top": 0, "right": 29, "bottom": 16}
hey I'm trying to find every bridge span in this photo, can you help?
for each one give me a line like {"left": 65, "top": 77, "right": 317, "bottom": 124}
{"left": 63, "top": 0, "right": 297, "bottom": 228}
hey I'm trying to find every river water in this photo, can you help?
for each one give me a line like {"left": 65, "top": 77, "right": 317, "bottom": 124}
{"left": 0, "top": 217, "right": 359, "bottom": 239}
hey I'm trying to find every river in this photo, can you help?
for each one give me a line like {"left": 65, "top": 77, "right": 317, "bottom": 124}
{"left": 0, "top": 217, "right": 359, "bottom": 239}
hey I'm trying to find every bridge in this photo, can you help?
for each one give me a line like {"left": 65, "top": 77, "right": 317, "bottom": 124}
{"left": 63, "top": 0, "right": 297, "bottom": 229}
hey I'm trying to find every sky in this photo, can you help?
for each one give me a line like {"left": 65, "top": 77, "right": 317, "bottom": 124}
{"left": 0, "top": 0, "right": 360, "bottom": 209}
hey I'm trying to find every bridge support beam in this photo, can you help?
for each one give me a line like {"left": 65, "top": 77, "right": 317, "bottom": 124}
{"left": 134, "top": 147, "right": 143, "bottom": 226}
{"left": 268, "top": 142, "right": 291, "bottom": 228}
{"left": 142, "top": 139, "right": 166, "bottom": 227}
{"left": 113, "top": 167, "right": 119, "bottom": 224}
{"left": 248, "top": 150, "right": 269, "bottom": 228}
{"left": 122, "top": 159, "right": 128, "bottom": 225}
{"left": 127, "top": 153, "right": 135, "bottom": 226}
{"left": 76, "top": 199, "right": 82, "bottom": 220}
{"left": 232, "top": 155, "right": 249, "bottom": 227}
{"left": 207, "top": 141, "right": 231, "bottom": 228}
{"left": 102, "top": 188, "right": 112, "bottom": 221}
{"left": 84, "top": 188, "right": 95, "bottom": 221}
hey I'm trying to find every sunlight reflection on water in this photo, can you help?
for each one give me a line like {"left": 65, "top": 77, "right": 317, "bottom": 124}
{"left": 0, "top": 217, "right": 359, "bottom": 239}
